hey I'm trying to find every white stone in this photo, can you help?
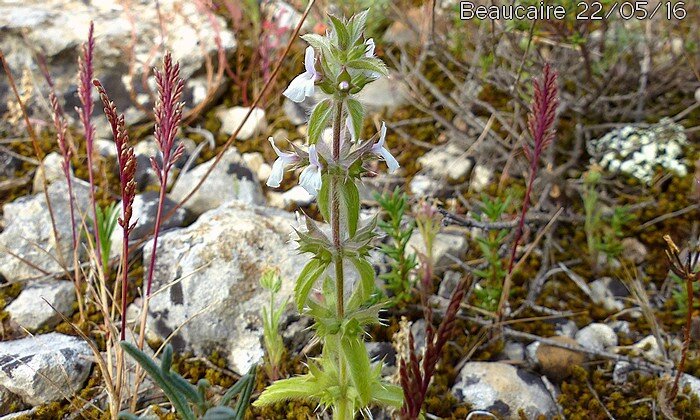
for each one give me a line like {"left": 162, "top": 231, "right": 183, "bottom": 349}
{"left": 452, "top": 362, "right": 557, "bottom": 418}
{"left": 170, "top": 147, "right": 265, "bottom": 217}
{"left": 281, "top": 185, "right": 315, "bottom": 207}
{"left": 575, "top": 323, "right": 618, "bottom": 352}
{"left": 0, "top": 0, "right": 236, "bottom": 123}
{"left": 0, "top": 178, "right": 91, "bottom": 282}
{"left": 142, "top": 201, "right": 306, "bottom": 374}
{"left": 406, "top": 230, "right": 468, "bottom": 275}
{"left": 216, "top": 107, "right": 267, "bottom": 140}
{"left": 6, "top": 281, "right": 76, "bottom": 332}
{"left": 32, "top": 152, "right": 69, "bottom": 193}
{"left": 0, "top": 333, "right": 92, "bottom": 406}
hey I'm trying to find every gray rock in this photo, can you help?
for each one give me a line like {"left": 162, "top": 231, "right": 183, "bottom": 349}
{"left": 142, "top": 201, "right": 305, "bottom": 374}
{"left": 589, "top": 277, "right": 628, "bottom": 312}
{"left": 410, "top": 319, "right": 427, "bottom": 355}
{"left": 0, "top": 385, "right": 27, "bottom": 416}
{"left": 417, "top": 143, "right": 475, "bottom": 184}
{"left": 242, "top": 152, "right": 271, "bottom": 182}
{"left": 133, "top": 137, "right": 196, "bottom": 189}
{"left": 365, "top": 342, "right": 396, "bottom": 367}
{"left": 553, "top": 319, "right": 578, "bottom": 338}
{"left": 95, "top": 138, "right": 117, "bottom": 158}
{"left": 0, "top": 178, "right": 91, "bottom": 282}
{"left": 438, "top": 270, "right": 462, "bottom": 299}
{"left": 575, "top": 323, "right": 618, "bottom": 352}
{"left": 500, "top": 341, "right": 525, "bottom": 362}
{"left": 621, "top": 237, "right": 647, "bottom": 264}
{"left": 470, "top": 164, "right": 493, "bottom": 192}
{"left": 0, "top": 333, "right": 92, "bottom": 406}
{"left": 0, "top": 150, "right": 21, "bottom": 178}
{"left": 170, "top": 148, "right": 265, "bottom": 217}
{"left": 0, "top": 0, "right": 236, "bottom": 123}
{"left": 354, "top": 74, "right": 409, "bottom": 113}
{"left": 109, "top": 191, "right": 188, "bottom": 258}
{"left": 5, "top": 281, "right": 76, "bottom": 332}
{"left": 409, "top": 174, "right": 445, "bottom": 197}
{"left": 215, "top": 107, "right": 267, "bottom": 140}
{"left": 406, "top": 230, "right": 468, "bottom": 275}
{"left": 281, "top": 185, "right": 315, "bottom": 207}
{"left": 283, "top": 98, "right": 309, "bottom": 125}
{"left": 452, "top": 362, "right": 557, "bottom": 419}
{"left": 32, "top": 152, "right": 69, "bottom": 193}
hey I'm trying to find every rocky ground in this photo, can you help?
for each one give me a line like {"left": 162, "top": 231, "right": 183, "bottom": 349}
{"left": 1, "top": 1, "right": 699, "bottom": 419}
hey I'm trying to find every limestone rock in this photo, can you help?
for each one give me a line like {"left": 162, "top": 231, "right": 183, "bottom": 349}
{"left": 0, "top": 0, "right": 236, "bottom": 123}
{"left": 5, "top": 281, "right": 76, "bottom": 332}
{"left": 452, "top": 362, "right": 558, "bottom": 419}
{"left": 0, "top": 178, "right": 91, "bottom": 282}
{"left": 0, "top": 333, "right": 92, "bottom": 406}
{"left": 575, "top": 323, "right": 618, "bottom": 352}
{"left": 142, "top": 201, "right": 306, "bottom": 374}
{"left": 216, "top": 107, "right": 267, "bottom": 140}
{"left": 169, "top": 148, "right": 265, "bottom": 217}
{"left": 108, "top": 191, "right": 188, "bottom": 258}
{"left": 32, "top": 152, "right": 69, "bottom": 193}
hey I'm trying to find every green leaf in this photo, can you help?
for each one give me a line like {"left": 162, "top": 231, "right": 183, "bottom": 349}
{"left": 317, "top": 174, "right": 331, "bottom": 221}
{"left": 307, "top": 99, "right": 332, "bottom": 145}
{"left": 341, "top": 335, "right": 372, "bottom": 406}
{"left": 371, "top": 382, "right": 404, "bottom": 408}
{"left": 345, "top": 98, "right": 364, "bottom": 142}
{"left": 120, "top": 342, "right": 196, "bottom": 420}
{"left": 339, "top": 177, "right": 360, "bottom": 237}
{"left": 117, "top": 413, "right": 141, "bottom": 420}
{"left": 252, "top": 375, "right": 322, "bottom": 407}
{"left": 295, "top": 259, "right": 329, "bottom": 311}
{"left": 203, "top": 406, "right": 237, "bottom": 420}
{"left": 233, "top": 364, "right": 257, "bottom": 419}
{"left": 220, "top": 364, "right": 255, "bottom": 407}
{"left": 347, "top": 9, "right": 369, "bottom": 43}
{"left": 346, "top": 58, "right": 389, "bottom": 77}
{"left": 328, "top": 15, "right": 350, "bottom": 49}
{"left": 347, "top": 258, "right": 375, "bottom": 310}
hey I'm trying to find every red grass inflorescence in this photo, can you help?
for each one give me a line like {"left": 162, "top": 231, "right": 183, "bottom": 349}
{"left": 77, "top": 21, "right": 103, "bottom": 266}
{"left": 94, "top": 80, "right": 137, "bottom": 340}
{"left": 144, "top": 52, "right": 185, "bottom": 297}
{"left": 498, "top": 63, "right": 559, "bottom": 318}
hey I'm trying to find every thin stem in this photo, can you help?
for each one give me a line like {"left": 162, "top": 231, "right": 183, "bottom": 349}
{"left": 670, "top": 275, "right": 694, "bottom": 400}
{"left": 330, "top": 99, "right": 348, "bottom": 417}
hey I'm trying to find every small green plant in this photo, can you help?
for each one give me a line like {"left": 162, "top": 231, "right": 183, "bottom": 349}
{"left": 671, "top": 272, "right": 700, "bottom": 317}
{"left": 95, "top": 202, "right": 120, "bottom": 273}
{"left": 376, "top": 188, "right": 417, "bottom": 305}
{"left": 119, "top": 342, "right": 256, "bottom": 420}
{"left": 260, "top": 268, "right": 287, "bottom": 380}
{"left": 255, "top": 10, "right": 403, "bottom": 418}
{"left": 472, "top": 194, "right": 511, "bottom": 312}
{"left": 582, "top": 166, "right": 635, "bottom": 269}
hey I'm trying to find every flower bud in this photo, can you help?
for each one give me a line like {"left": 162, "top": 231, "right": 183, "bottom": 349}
{"left": 337, "top": 68, "right": 352, "bottom": 93}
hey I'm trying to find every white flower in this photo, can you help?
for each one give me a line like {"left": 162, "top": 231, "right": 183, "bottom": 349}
{"left": 283, "top": 46, "right": 318, "bottom": 103}
{"left": 371, "top": 122, "right": 399, "bottom": 174}
{"left": 299, "top": 145, "right": 323, "bottom": 195}
{"left": 267, "top": 137, "right": 299, "bottom": 188}
{"left": 365, "top": 38, "right": 375, "bottom": 58}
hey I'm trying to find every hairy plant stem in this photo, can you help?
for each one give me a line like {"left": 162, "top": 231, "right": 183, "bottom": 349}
{"left": 331, "top": 98, "right": 349, "bottom": 419}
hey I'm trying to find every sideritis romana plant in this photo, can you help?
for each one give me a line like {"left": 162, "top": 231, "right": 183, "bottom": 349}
{"left": 254, "top": 10, "right": 403, "bottom": 419}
